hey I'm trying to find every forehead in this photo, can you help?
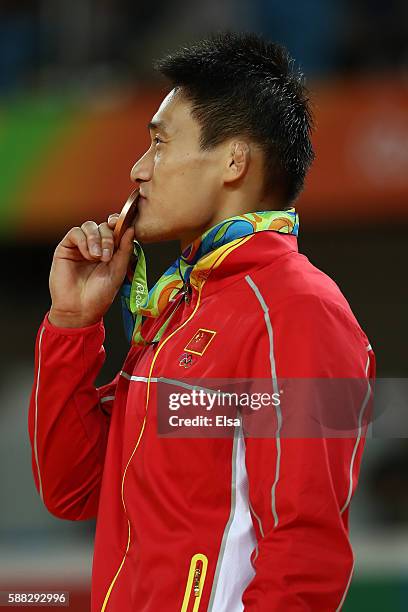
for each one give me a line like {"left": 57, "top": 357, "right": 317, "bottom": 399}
{"left": 150, "top": 88, "right": 198, "bottom": 135}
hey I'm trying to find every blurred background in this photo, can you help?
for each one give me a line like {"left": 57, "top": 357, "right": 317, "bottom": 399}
{"left": 0, "top": 1, "right": 407, "bottom": 610}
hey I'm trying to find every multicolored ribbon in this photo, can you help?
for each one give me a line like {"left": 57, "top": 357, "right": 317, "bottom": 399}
{"left": 121, "top": 208, "right": 299, "bottom": 345}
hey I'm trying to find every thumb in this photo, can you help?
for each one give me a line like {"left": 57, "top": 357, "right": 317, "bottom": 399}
{"left": 110, "top": 226, "right": 135, "bottom": 282}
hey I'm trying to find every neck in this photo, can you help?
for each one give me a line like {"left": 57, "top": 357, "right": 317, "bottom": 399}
{"left": 179, "top": 190, "right": 282, "bottom": 251}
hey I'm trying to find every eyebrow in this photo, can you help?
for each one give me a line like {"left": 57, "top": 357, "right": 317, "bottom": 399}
{"left": 147, "top": 120, "right": 169, "bottom": 134}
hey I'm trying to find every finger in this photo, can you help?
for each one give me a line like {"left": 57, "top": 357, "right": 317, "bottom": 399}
{"left": 107, "top": 213, "right": 119, "bottom": 228}
{"left": 118, "top": 225, "right": 135, "bottom": 253}
{"left": 110, "top": 226, "right": 135, "bottom": 285}
{"left": 59, "top": 226, "right": 96, "bottom": 261}
{"left": 81, "top": 220, "right": 103, "bottom": 258}
{"left": 98, "top": 221, "right": 115, "bottom": 262}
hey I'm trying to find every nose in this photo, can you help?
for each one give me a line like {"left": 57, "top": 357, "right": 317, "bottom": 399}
{"left": 130, "top": 147, "right": 153, "bottom": 184}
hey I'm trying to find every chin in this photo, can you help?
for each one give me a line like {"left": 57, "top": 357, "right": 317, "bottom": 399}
{"left": 133, "top": 219, "right": 176, "bottom": 245}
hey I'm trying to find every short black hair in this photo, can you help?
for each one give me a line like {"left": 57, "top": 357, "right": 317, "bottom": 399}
{"left": 155, "top": 32, "right": 315, "bottom": 206}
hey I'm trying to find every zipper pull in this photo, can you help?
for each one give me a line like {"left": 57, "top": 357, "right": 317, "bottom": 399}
{"left": 183, "top": 282, "right": 192, "bottom": 304}
{"left": 193, "top": 567, "right": 201, "bottom": 597}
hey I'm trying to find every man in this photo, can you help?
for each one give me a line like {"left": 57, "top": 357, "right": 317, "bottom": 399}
{"left": 28, "top": 33, "right": 375, "bottom": 611}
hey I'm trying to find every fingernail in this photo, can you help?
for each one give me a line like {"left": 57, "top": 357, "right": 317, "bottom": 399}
{"left": 91, "top": 245, "right": 102, "bottom": 256}
{"left": 102, "top": 248, "right": 111, "bottom": 259}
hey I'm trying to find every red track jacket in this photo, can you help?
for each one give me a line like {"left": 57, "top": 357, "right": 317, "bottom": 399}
{"left": 28, "top": 231, "right": 375, "bottom": 611}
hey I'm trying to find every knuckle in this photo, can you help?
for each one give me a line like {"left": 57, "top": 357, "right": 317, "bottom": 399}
{"left": 101, "top": 236, "right": 114, "bottom": 248}
{"left": 81, "top": 220, "right": 98, "bottom": 232}
{"left": 76, "top": 231, "right": 87, "bottom": 243}
{"left": 69, "top": 227, "right": 86, "bottom": 243}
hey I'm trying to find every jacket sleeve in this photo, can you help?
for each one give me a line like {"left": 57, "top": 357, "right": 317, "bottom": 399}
{"left": 27, "top": 311, "right": 119, "bottom": 521}
{"left": 241, "top": 293, "right": 376, "bottom": 611}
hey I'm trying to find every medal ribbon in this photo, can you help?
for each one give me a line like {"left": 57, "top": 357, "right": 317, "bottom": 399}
{"left": 121, "top": 208, "right": 299, "bottom": 345}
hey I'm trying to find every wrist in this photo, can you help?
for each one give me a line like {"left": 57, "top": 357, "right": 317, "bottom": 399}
{"left": 48, "top": 308, "right": 102, "bottom": 329}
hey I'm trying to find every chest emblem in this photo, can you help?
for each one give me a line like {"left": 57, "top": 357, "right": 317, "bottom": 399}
{"left": 179, "top": 353, "right": 195, "bottom": 368}
{"left": 184, "top": 328, "right": 217, "bottom": 356}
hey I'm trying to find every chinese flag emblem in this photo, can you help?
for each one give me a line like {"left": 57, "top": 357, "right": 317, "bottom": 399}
{"left": 184, "top": 328, "right": 217, "bottom": 356}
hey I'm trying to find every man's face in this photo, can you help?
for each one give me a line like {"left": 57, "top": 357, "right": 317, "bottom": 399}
{"left": 130, "top": 89, "right": 225, "bottom": 248}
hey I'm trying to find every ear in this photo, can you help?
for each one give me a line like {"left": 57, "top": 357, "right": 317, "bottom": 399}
{"left": 224, "top": 141, "right": 251, "bottom": 184}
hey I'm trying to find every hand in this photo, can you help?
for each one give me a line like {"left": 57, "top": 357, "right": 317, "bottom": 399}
{"left": 48, "top": 214, "right": 134, "bottom": 328}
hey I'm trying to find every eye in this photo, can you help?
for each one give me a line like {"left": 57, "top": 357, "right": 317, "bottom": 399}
{"left": 153, "top": 136, "right": 163, "bottom": 145}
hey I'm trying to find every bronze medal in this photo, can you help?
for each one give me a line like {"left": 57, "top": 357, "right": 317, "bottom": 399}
{"left": 113, "top": 188, "right": 140, "bottom": 249}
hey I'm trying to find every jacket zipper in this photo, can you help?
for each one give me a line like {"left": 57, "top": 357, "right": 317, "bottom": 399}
{"left": 181, "top": 553, "right": 208, "bottom": 612}
{"left": 144, "top": 283, "right": 191, "bottom": 346}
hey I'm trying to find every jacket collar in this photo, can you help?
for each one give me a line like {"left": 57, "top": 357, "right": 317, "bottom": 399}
{"left": 189, "top": 230, "right": 298, "bottom": 297}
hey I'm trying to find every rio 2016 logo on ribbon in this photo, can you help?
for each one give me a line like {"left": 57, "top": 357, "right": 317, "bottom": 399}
{"left": 134, "top": 282, "right": 146, "bottom": 308}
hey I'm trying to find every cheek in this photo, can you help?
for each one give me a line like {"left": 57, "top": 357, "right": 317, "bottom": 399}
{"left": 152, "top": 149, "right": 218, "bottom": 205}
{"left": 152, "top": 152, "right": 186, "bottom": 183}
{"left": 181, "top": 155, "right": 215, "bottom": 185}
{"left": 154, "top": 146, "right": 204, "bottom": 172}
